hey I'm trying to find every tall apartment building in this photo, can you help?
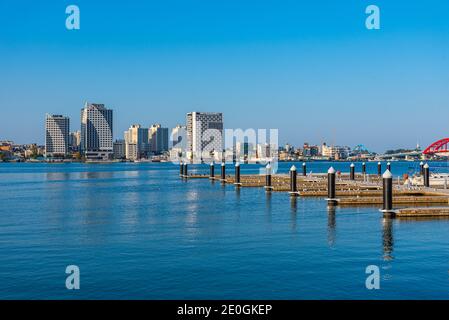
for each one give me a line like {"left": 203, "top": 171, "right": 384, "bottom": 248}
{"left": 186, "top": 112, "right": 223, "bottom": 161}
{"left": 69, "top": 130, "right": 81, "bottom": 151}
{"left": 149, "top": 124, "right": 169, "bottom": 154}
{"left": 124, "top": 124, "right": 148, "bottom": 160}
{"left": 45, "top": 114, "right": 70, "bottom": 157}
{"left": 80, "top": 103, "right": 113, "bottom": 160}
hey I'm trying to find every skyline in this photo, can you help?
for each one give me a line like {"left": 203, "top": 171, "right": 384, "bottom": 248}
{"left": 2, "top": 1, "right": 449, "bottom": 151}
{"left": 0, "top": 103, "right": 434, "bottom": 154}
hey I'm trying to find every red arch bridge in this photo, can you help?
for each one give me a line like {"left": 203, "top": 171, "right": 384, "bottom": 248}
{"left": 423, "top": 138, "right": 449, "bottom": 156}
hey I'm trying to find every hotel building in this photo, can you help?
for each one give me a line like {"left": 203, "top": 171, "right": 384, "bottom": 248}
{"left": 80, "top": 103, "right": 113, "bottom": 160}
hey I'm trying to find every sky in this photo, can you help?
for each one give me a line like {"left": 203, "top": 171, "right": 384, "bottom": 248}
{"left": 1, "top": 0, "right": 449, "bottom": 153}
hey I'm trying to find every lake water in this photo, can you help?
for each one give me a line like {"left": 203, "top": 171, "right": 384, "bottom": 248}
{"left": 0, "top": 161, "right": 449, "bottom": 299}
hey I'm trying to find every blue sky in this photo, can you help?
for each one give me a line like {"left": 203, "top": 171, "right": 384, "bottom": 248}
{"left": 1, "top": 0, "right": 449, "bottom": 152}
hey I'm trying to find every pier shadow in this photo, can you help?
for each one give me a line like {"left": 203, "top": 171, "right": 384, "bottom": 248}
{"left": 235, "top": 186, "right": 241, "bottom": 201}
{"left": 265, "top": 191, "right": 272, "bottom": 222}
{"left": 290, "top": 196, "right": 297, "bottom": 232}
{"left": 327, "top": 206, "right": 336, "bottom": 247}
{"left": 382, "top": 217, "right": 394, "bottom": 261}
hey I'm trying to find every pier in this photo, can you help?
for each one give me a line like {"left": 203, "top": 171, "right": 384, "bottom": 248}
{"left": 180, "top": 163, "right": 449, "bottom": 218}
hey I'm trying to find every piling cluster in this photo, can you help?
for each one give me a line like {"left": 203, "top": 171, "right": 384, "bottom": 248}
{"left": 179, "top": 161, "right": 449, "bottom": 218}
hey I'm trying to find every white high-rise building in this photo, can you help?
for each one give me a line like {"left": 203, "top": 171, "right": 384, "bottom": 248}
{"left": 45, "top": 114, "right": 70, "bottom": 157}
{"left": 80, "top": 103, "right": 113, "bottom": 160}
{"left": 186, "top": 112, "right": 223, "bottom": 162}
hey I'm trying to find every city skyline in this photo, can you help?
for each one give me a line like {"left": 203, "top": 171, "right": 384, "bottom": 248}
{"left": 0, "top": 102, "right": 431, "bottom": 154}
{"left": 2, "top": 1, "right": 449, "bottom": 151}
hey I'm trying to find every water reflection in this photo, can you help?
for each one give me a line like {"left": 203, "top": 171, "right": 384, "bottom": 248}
{"left": 265, "top": 191, "right": 272, "bottom": 222}
{"left": 290, "top": 196, "right": 297, "bottom": 232}
{"left": 45, "top": 172, "right": 71, "bottom": 181}
{"left": 79, "top": 171, "right": 114, "bottom": 180}
{"left": 382, "top": 218, "right": 394, "bottom": 261}
{"left": 327, "top": 206, "right": 336, "bottom": 247}
{"left": 235, "top": 186, "right": 241, "bottom": 201}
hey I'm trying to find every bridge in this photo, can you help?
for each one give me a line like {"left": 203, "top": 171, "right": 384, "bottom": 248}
{"left": 423, "top": 138, "right": 449, "bottom": 156}
{"left": 376, "top": 150, "right": 422, "bottom": 160}
{"left": 374, "top": 138, "right": 449, "bottom": 159}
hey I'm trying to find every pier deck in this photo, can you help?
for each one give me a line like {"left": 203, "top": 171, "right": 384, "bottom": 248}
{"left": 183, "top": 170, "right": 449, "bottom": 218}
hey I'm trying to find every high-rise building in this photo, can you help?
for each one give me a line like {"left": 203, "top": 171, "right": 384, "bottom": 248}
{"left": 124, "top": 124, "right": 148, "bottom": 160}
{"left": 69, "top": 130, "right": 81, "bottom": 151}
{"left": 186, "top": 112, "right": 223, "bottom": 161}
{"left": 80, "top": 103, "right": 113, "bottom": 160}
{"left": 45, "top": 114, "right": 70, "bottom": 157}
{"left": 169, "top": 125, "right": 186, "bottom": 160}
{"left": 170, "top": 125, "right": 186, "bottom": 149}
{"left": 149, "top": 124, "right": 169, "bottom": 154}
{"left": 113, "top": 139, "right": 126, "bottom": 159}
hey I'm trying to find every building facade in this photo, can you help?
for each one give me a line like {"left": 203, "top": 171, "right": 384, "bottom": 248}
{"left": 80, "top": 103, "right": 113, "bottom": 160}
{"left": 69, "top": 130, "right": 81, "bottom": 152}
{"left": 45, "top": 114, "right": 70, "bottom": 157}
{"left": 124, "top": 124, "right": 148, "bottom": 160}
{"left": 149, "top": 124, "right": 169, "bottom": 154}
{"left": 321, "top": 143, "right": 350, "bottom": 160}
{"left": 169, "top": 125, "right": 186, "bottom": 160}
{"left": 186, "top": 112, "right": 223, "bottom": 162}
{"left": 113, "top": 139, "right": 126, "bottom": 159}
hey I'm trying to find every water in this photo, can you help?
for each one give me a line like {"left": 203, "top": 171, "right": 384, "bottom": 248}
{"left": 0, "top": 161, "right": 448, "bottom": 299}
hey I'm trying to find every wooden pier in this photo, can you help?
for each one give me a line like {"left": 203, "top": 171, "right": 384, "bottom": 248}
{"left": 182, "top": 166, "right": 449, "bottom": 218}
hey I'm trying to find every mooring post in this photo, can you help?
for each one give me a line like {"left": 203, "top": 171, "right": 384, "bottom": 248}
{"left": 234, "top": 162, "right": 241, "bottom": 186}
{"left": 423, "top": 163, "right": 430, "bottom": 187}
{"left": 420, "top": 161, "right": 424, "bottom": 176}
{"left": 350, "top": 163, "right": 355, "bottom": 180}
{"left": 382, "top": 169, "right": 394, "bottom": 217}
{"left": 327, "top": 167, "right": 338, "bottom": 206}
{"left": 265, "top": 163, "right": 273, "bottom": 191}
{"left": 221, "top": 162, "right": 226, "bottom": 182}
{"left": 183, "top": 162, "right": 188, "bottom": 177}
{"left": 362, "top": 162, "right": 366, "bottom": 175}
{"left": 289, "top": 165, "right": 298, "bottom": 196}
{"left": 209, "top": 162, "right": 215, "bottom": 179}
{"left": 302, "top": 162, "right": 307, "bottom": 176}
{"left": 377, "top": 162, "right": 382, "bottom": 176}
{"left": 387, "top": 162, "right": 391, "bottom": 172}
{"left": 180, "top": 161, "right": 183, "bottom": 177}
